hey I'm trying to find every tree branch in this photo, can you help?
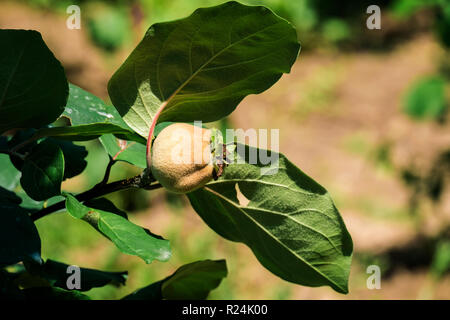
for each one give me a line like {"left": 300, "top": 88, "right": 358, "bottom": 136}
{"left": 31, "top": 168, "right": 161, "bottom": 222}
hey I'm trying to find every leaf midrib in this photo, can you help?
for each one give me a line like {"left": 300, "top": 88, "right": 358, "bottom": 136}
{"left": 204, "top": 186, "right": 346, "bottom": 292}
{"left": 158, "top": 21, "right": 285, "bottom": 110}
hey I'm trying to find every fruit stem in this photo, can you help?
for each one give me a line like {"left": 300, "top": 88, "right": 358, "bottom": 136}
{"left": 146, "top": 101, "right": 167, "bottom": 168}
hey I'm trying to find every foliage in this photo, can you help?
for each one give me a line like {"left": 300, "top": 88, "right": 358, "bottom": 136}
{"left": 0, "top": 1, "right": 352, "bottom": 299}
{"left": 403, "top": 76, "right": 448, "bottom": 121}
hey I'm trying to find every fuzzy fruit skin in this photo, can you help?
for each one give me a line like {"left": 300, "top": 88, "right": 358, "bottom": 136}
{"left": 150, "top": 123, "right": 214, "bottom": 194}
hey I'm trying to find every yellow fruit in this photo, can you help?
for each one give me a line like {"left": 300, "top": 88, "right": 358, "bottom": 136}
{"left": 150, "top": 123, "right": 215, "bottom": 193}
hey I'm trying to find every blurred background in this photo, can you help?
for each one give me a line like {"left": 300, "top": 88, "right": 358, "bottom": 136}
{"left": 1, "top": 0, "right": 449, "bottom": 299}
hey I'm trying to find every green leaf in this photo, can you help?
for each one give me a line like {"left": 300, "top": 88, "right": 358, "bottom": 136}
{"left": 84, "top": 197, "right": 128, "bottom": 219}
{"left": 25, "top": 84, "right": 146, "bottom": 143}
{"left": 31, "top": 122, "right": 145, "bottom": 143}
{"left": 0, "top": 153, "right": 21, "bottom": 190}
{"left": 123, "top": 259, "right": 227, "bottom": 300}
{"left": 0, "top": 202, "right": 41, "bottom": 268}
{"left": 0, "top": 30, "right": 68, "bottom": 134}
{"left": 20, "top": 140, "right": 64, "bottom": 201}
{"left": 108, "top": 1, "right": 300, "bottom": 137}
{"left": 47, "top": 138, "right": 88, "bottom": 180}
{"left": 403, "top": 76, "right": 448, "bottom": 120}
{"left": 162, "top": 259, "right": 227, "bottom": 300}
{"left": 99, "top": 134, "right": 147, "bottom": 168}
{"left": 188, "top": 144, "right": 353, "bottom": 294}
{"left": 38, "top": 259, "right": 127, "bottom": 291}
{"left": 21, "top": 287, "right": 90, "bottom": 300}
{"left": 65, "top": 194, "right": 171, "bottom": 263}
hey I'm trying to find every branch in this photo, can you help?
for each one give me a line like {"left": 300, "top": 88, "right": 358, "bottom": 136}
{"left": 30, "top": 168, "right": 161, "bottom": 222}
{"left": 95, "top": 155, "right": 116, "bottom": 187}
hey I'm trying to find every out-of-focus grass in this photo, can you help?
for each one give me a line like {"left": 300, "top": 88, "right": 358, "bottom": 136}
{"left": 294, "top": 63, "right": 343, "bottom": 118}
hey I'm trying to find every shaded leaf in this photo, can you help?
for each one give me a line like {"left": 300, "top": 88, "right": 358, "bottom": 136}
{"left": 0, "top": 186, "right": 21, "bottom": 205}
{"left": 20, "top": 140, "right": 64, "bottom": 201}
{"left": 65, "top": 194, "right": 171, "bottom": 263}
{"left": 0, "top": 270, "right": 25, "bottom": 300}
{"left": 123, "top": 259, "right": 227, "bottom": 300}
{"left": 188, "top": 144, "right": 353, "bottom": 294}
{"left": 0, "top": 30, "right": 68, "bottom": 134}
{"left": 47, "top": 138, "right": 88, "bottom": 180}
{"left": 0, "top": 202, "right": 41, "bottom": 268}
{"left": 38, "top": 259, "right": 127, "bottom": 291}
{"left": 108, "top": 1, "right": 300, "bottom": 137}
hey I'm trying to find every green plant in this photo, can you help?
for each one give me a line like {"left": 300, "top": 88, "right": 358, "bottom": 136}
{"left": 0, "top": 1, "right": 352, "bottom": 299}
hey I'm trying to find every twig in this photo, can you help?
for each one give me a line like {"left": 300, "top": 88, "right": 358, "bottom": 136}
{"left": 95, "top": 155, "right": 116, "bottom": 187}
{"left": 30, "top": 169, "right": 160, "bottom": 222}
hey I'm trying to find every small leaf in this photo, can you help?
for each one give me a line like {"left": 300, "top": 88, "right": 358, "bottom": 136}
{"left": 123, "top": 259, "right": 227, "bottom": 300}
{"left": 99, "top": 134, "right": 146, "bottom": 168}
{"left": 188, "top": 144, "right": 353, "bottom": 294}
{"left": 0, "top": 201, "right": 41, "bottom": 268}
{"left": 65, "top": 194, "right": 171, "bottom": 263}
{"left": 0, "top": 30, "right": 68, "bottom": 134}
{"left": 20, "top": 140, "right": 64, "bottom": 201}
{"left": 108, "top": 1, "right": 300, "bottom": 137}
{"left": 47, "top": 138, "right": 88, "bottom": 180}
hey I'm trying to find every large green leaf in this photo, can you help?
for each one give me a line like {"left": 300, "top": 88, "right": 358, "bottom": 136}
{"left": 65, "top": 194, "right": 171, "bottom": 263}
{"left": 20, "top": 140, "right": 64, "bottom": 201}
{"left": 123, "top": 259, "right": 227, "bottom": 300}
{"left": 0, "top": 30, "right": 68, "bottom": 134}
{"left": 0, "top": 200, "right": 41, "bottom": 268}
{"left": 188, "top": 145, "right": 353, "bottom": 294}
{"left": 108, "top": 1, "right": 300, "bottom": 137}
